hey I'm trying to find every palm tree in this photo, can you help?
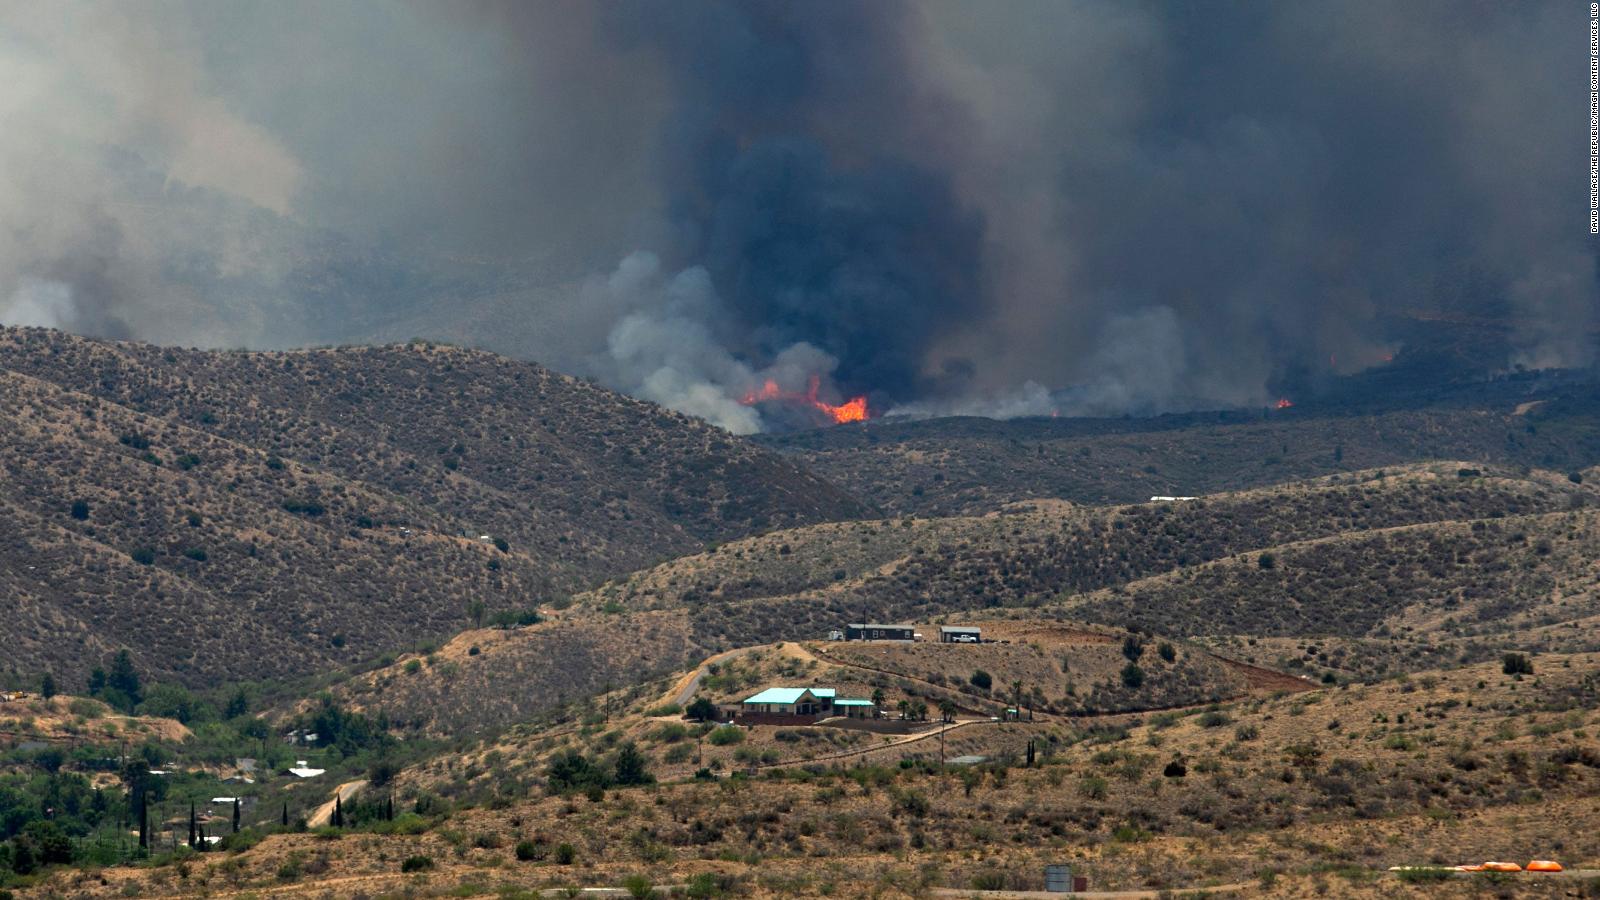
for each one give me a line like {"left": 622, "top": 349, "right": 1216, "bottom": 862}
{"left": 897, "top": 699, "right": 910, "bottom": 720}
{"left": 871, "top": 687, "right": 886, "bottom": 709}
{"left": 938, "top": 699, "right": 958, "bottom": 724}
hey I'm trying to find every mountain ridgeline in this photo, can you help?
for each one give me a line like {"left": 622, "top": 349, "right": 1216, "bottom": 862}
{"left": 0, "top": 327, "right": 867, "bottom": 689}
{"left": 5, "top": 325, "right": 1600, "bottom": 703}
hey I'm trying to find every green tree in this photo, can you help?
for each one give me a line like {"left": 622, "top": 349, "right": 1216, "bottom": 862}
{"left": 466, "top": 600, "right": 487, "bottom": 628}
{"left": 38, "top": 673, "right": 56, "bottom": 699}
{"left": 107, "top": 650, "right": 142, "bottom": 708}
{"left": 545, "top": 751, "right": 609, "bottom": 795}
{"left": 139, "top": 683, "right": 198, "bottom": 723}
{"left": 685, "top": 696, "right": 718, "bottom": 722}
{"left": 612, "top": 742, "right": 654, "bottom": 786}
{"left": 1120, "top": 663, "right": 1146, "bottom": 689}
{"left": 69, "top": 499, "right": 89, "bottom": 521}
{"left": 1121, "top": 635, "right": 1145, "bottom": 662}
{"left": 970, "top": 670, "right": 992, "bottom": 691}
{"left": 225, "top": 688, "right": 249, "bottom": 719}
{"left": 1157, "top": 642, "right": 1177, "bottom": 663}
{"left": 1502, "top": 652, "right": 1534, "bottom": 676}
{"left": 9, "top": 833, "right": 38, "bottom": 874}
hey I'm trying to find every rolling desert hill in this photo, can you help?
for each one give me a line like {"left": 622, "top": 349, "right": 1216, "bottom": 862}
{"left": 590, "top": 463, "right": 1597, "bottom": 648}
{"left": 391, "top": 622, "right": 1274, "bottom": 798}
{"left": 1065, "top": 502, "right": 1600, "bottom": 679}
{"left": 321, "top": 463, "right": 1596, "bottom": 735}
{"left": 36, "top": 651, "right": 1600, "bottom": 898}
{"left": 756, "top": 384, "right": 1600, "bottom": 516}
{"left": 0, "top": 327, "right": 867, "bottom": 689}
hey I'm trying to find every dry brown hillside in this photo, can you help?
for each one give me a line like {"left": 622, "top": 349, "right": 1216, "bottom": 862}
{"left": 318, "top": 464, "right": 1597, "bottom": 735}
{"left": 39, "top": 653, "right": 1600, "bottom": 898}
{"left": 1067, "top": 505, "right": 1600, "bottom": 680}
{"left": 0, "top": 327, "right": 868, "bottom": 689}
{"left": 587, "top": 463, "right": 1597, "bottom": 652}
{"left": 757, "top": 391, "right": 1600, "bottom": 515}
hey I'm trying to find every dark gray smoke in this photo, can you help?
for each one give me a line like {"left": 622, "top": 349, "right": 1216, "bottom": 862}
{"left": 606, "top": 1, "right": 984, "bottom": 404}
{"left": 0, "top": 1, "right": 1591, "bottom": 428}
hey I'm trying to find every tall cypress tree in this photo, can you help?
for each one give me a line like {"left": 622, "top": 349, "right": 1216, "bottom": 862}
{"left": 332, "top": 793, "right": 343, "bottom": 828}
{"left": 137, "top": 793, "right": 148, "bottom": 850}
{"left": 187, "top": 802, "right": 197, "bottom": 849}
{"left": 281, "top": 801, "right": 289, "bottom": 828}
{"left": 232, "top": 798, "right": 241, "bottom": 833}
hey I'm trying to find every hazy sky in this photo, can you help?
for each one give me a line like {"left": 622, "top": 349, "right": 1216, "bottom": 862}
{"left": 0, "top": 1, "right": 1591, "bottom": 429}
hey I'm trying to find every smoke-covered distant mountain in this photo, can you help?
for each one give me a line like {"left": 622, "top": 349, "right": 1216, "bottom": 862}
{"left": 0, "top": 1, "right": 1591, "bottom": 433}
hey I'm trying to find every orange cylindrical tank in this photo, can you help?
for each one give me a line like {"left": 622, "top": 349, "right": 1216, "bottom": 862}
{"left": 1526, "top": 860, "right": 1563, "bottom": 873}
{"left": 1482, "top": 862, "right": 1522, "bottom": 873}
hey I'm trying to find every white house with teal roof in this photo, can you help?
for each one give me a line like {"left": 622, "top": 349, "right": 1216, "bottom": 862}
{"left": 740, "top": 687, "right": 835, "bottom": 718}
{"left": 737, "top": 687, "right": 877, "bottom": 723}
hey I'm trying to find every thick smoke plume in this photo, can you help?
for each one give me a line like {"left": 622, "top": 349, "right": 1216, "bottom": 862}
{"left": 0, "top": 1, "right": 1591, "bottom": 429}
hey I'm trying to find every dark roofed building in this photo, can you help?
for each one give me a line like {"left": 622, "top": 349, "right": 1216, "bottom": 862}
{"left": 844, "top": 623, "right": 915, "bottom": 641}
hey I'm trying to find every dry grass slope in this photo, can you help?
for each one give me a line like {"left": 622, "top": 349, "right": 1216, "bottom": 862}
{"left": 37, "top": 653, "right": 1600, "bottom": 898}
{"left": 0, "top": 327, "right": 868, "bottom": 689}
{"left": 759, "top": 395, "right": 1600, "bottom": 515}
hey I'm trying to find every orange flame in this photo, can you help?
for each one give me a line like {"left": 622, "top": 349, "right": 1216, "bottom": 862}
{"left": 740, "top": 375, "right": 869, "bottom": 424}
{"left": 1275, "top": 398, "right": 1294, "bottom": 409}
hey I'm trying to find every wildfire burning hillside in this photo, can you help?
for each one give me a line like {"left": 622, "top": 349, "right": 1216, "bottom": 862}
{"left": 741, "top": 375, "right": 870, "bottom": 425}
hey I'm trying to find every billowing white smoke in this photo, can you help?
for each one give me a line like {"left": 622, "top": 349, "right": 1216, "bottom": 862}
{"left": 887, "top": 381, "right": 1056, "bottom": 420}
{"left": 1056, "top": 306, "right": 1193, "bottom": 416}
{"left": 889, "top": 306, "right": 1211, "bottom": 422}
{"left": 593, "top": 252, "right": 845, "bottom": 434}
{"left": 0, "top": 279, "right": 77, "bottom": 330}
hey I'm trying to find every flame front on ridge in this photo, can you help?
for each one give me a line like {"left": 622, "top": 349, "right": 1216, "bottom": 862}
{"left": 741, "top": 375, "right": 869, "bottom": 425}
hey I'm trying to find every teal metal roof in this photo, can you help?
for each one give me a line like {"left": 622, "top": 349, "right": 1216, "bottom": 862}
{"left": 741, "top": 687, "right": 836, "bottom": 705}
{"left": 835, "top": 698, "right": 875, "bottom": 706}
{"left": 740, "top": 688, "right": 808, "bottom": 705}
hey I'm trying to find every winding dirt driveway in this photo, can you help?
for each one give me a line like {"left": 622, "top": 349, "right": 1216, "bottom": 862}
{"left": 306, "top": 779, "right": 365, "bottom": 828}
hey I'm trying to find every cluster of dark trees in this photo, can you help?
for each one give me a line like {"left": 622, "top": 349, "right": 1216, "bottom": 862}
{"left": 544, "top": 743, "right": 653, "bottom": 796}
{"left": 85, "top": 651, "right": 143, "bottom": 714}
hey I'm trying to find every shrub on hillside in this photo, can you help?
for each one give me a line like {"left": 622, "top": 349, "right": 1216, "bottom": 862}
{"left": 685, "top": 697, "right": 719, "bottom": 721}
{"left": 1502, "top": 653, "right": 1534, "bottom": 676}
{"left": 707, "top": 726, "right": 744, "bottom": 746}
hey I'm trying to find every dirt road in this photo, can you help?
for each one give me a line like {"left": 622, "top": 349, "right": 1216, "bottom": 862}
{"left": 663, "top": 646, "right": 760, "bottom": 708}
{"left": 305, "top": 779, "right": 364, "bottom": 828}
{"left": 931, "top": 883, "right": 1251, "bottom": 898}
